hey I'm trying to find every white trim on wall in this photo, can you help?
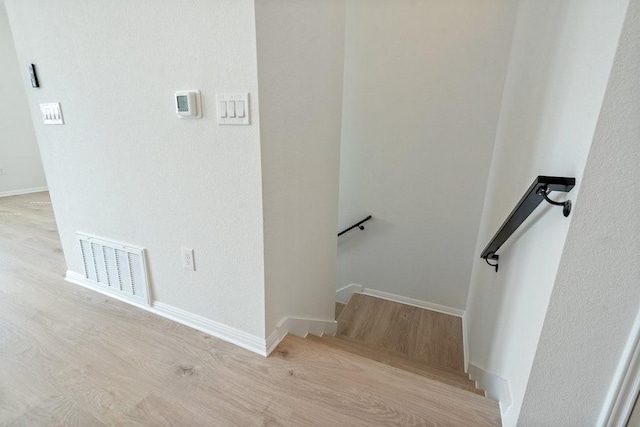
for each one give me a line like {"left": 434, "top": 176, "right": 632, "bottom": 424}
{"left": 599, "top": 309, "right": 640, "bottom": 427}
{"left": 265, "top": 317, "right": 337, "bottom": 356}
{"left": 152, "top": 301, "right": 268, "bottom": 355}
{"left": 468, "top": 363, "right": 512, "bottom": 417}
{"left": 66, "top": 271, "right": 268, "bottom": 356}
{"left": 0, "top": 186, "right": 48, "bottom": 198}
{"left": 67, "top": 270, "right": 336, "bottom": 358}
{"left": 336, "top": 284, "right": 465, "bottom": 318}
{"left": 363, "top": 288, "right": 465, "bottom": 317}
{"left": 336, "top": 284, "right": 363, "bottom": 304}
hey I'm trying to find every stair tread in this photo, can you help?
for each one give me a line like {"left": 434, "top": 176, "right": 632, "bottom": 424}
{"left": 273, "top": 335, "right": 499, "bottom": 425}
{"left": 308, "top": 334, "right": 484, "bottom": 396}
{"left": 336, "top": 293, "right": 466, "bottom": 373}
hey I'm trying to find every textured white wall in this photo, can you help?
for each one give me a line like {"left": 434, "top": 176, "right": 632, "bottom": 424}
{"left": 0, "top": 2, "right": 46, "bottom": 195}
{"left": 464, "top": 0, "right": 629, "bottom": 424}
{"left": 518, "top": 1, "right": 639, "bottom": 423}
{"left": 4, "top": 0, "right": 266, "bottom": 337}
{"left": 256, "top": 0, "right": 345, "bottom": 334}
{"left": 337, "top": 0, "right": 517, "bottom": 309}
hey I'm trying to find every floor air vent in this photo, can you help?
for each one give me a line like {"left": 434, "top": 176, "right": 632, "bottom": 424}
{"left": 77, "top": 233, "right": 150, "bottom": 305}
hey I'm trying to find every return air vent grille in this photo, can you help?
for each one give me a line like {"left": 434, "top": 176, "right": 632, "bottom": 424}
{"left": 77, "top": 233, "right": 150, "bottom": 305}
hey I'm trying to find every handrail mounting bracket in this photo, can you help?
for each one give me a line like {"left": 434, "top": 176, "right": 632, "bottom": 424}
{"left": 537, "top": 184, "right": 572, "bottom": 217}
{"left": 485, "top": 253, "right": 499, "bottom": 272}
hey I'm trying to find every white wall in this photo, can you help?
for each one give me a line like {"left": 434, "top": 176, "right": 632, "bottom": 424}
{"left": 464, "top": 0, "right": 629, "bottom": 424}
{"left": 4, "top": 0, "right": 267, "bottom": 338}
{"left": 255, "top": 0, "right": 346, "bottom": 334}
{"left": 0, "top": 1, "right": 46, "bottom": 196}
{"left": 337, "top": 0, "right": 518, "bottom": 309}
{"left": 518, "top": 0, "right": 639, "bottom": 423}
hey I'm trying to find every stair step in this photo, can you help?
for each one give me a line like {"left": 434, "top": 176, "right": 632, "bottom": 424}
{"left": 335, "top": 302, "right": 346, "bottom": 320}
{"left": 274, "top": 335, "right": 500, "bottom": 425}
{"left": 308, "top": 334, "right": 484, "bottom": 396}
{"left": 336, "top": 293, "right": 465, "bottom": 373}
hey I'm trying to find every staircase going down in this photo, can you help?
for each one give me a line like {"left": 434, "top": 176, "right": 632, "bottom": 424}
{"left": 272, "top": 293, "right": 500, "bottom": 425}
{"left": 325, "top": 293, "right": 482, "bottom": 395}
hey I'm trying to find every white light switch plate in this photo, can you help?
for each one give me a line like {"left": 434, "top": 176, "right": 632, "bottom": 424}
{"left": 40, "top": 103, "right": 64, "bottom": 125}
{"left": 216, "top": 93, "right": 250, "bottom": 125}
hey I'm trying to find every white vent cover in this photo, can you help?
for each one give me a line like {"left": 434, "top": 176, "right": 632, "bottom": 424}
{"left": 77, "top": 233, "right": 150, "bottom": 306}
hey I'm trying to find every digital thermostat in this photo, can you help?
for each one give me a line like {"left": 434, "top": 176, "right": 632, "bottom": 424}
{"left": 175, "top": 90, "right": 201, "bottom": 118}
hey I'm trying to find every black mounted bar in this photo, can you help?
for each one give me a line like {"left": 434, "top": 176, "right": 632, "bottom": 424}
{"left": 480, "top": 176, "right": 575, "bottom": 272}
{"left": 338, "top": 215, "right": 372, "bottom": 237}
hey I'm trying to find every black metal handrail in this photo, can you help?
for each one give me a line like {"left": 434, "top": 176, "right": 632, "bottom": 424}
{"left": 480, "top": 176, "right": 575, "bottom": 272}
{"left": 338, "top": 215, "right": 372, "bottom": 237}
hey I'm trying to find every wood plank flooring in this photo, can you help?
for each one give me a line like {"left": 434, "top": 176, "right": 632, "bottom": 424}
{"left": 0, "top": 192, "right": 500, "bottom": 425}
{"left": 336, "top": 293, "right": 465, "bottom": 373}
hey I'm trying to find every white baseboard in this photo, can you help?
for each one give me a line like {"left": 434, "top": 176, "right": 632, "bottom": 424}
{"left": 65, "top": 271, "right": 268, "bottom": 356}
{"left": 265, "top": 316, "right": 337, "bottom": 356}
{"left": 0, "top": 186, "right": 48, "bottom": 198}
{"left": 152, "top": 301, "right": 267, "bottom": 356}
{"left": 363, "top": 288, "right": 464, "bottom": 317}
{"left": 336, "top": 284, "right": 363, "bottom": 304}
{"left": 336, "top": 284, "right": 464, "bottom": 318}
{"left": 468, "top": 363, "right": 512, "bottom": 416}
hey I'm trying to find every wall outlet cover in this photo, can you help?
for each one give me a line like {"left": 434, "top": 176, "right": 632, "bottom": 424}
{"left": 182, "top": 247, "right": 195, "bottom": 271}
{"left": 40, "top": 102, "right": 64, "bottom": 125}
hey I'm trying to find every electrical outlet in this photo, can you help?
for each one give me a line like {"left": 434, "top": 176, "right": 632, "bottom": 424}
{"left": 182, "top": 247, "right": 195, "bottom": 271}
{"left": 40, "top": 102, "right": 64, "bottom": 125}
{"left": 0, "top": 167, "right": 5, "bottom": 175}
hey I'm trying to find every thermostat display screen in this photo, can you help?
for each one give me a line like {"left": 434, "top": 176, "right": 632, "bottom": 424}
{"left": 177, "top": 95, "right": 189, "bottom": 112}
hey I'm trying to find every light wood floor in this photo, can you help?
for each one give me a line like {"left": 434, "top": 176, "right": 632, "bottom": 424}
{"left": 337, "top": 293, "right": 465, "bottom": 373}
{"left": 0, "top": 192, "right": 500, "bottom": 426}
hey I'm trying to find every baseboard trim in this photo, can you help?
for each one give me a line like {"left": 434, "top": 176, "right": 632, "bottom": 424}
{"left": 265, "top": 316, "right": 337, "bottom": 356}
{"left": 468, "top": 363, "right": 512, "bottom": 416}
{"left": 337, "top": 285, "right": 464, "bottom": 318}
{"left": 0, "top": 186, "right": 48, "bottom": 198}
{"left": 65, "top": 271, "right": 268, "bottom": 356}
{"left": 335, "top": 284, "right": 363, "bottom": 304}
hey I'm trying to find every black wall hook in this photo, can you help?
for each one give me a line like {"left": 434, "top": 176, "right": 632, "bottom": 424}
{"left": 537, "top": 185, "right": 572, "bottom": 217}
